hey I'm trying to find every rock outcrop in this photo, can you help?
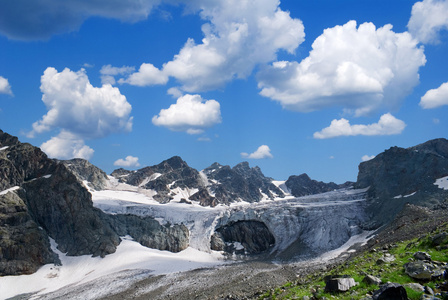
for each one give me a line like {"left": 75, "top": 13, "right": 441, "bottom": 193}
{"left": 111, "top": 159, "right": 285, "bottom": 206}
{"left": 105, "top": 214, "right": 189, "bottom": 253}
{"left": 285, "top": 173, "right": 352, "bottom": 197}
{"left": 210, "top": 220, "right": 275, "bottom": 254}
{"left": 201, "top": 162, "right": 285, "bottom": 205}
{"left": 59, "top": 158, "right": 108, "bottom": 191}
{"left": 0, "top": 188, "right": 58, "bottom": 275}
{"left": 0, "top": 130, "right": 190, "bottom": 275}
{"left": 355, "top": 138, "right": 448, "bottom": 227}
{"left": 111, "top": 156, "right": 204, "bottom": 203}
{"left": 0, "top": 130, "right": 121, "bottom": 275}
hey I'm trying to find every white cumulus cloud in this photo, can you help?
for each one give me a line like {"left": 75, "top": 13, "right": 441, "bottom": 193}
{"left": 121, "top": 0, "right": 305, "bottom": 92}
{"left": 100, "top": 65, "right": 135, "bottom": 85}
{"left": 40, "top": 131, "right": 94, "bottom": 160}
{"left": 257, "top": 21, "right": 426, "bottom": 116}
{"left": 118, "top": 63, "right": 168, "bottom": 86}
{"left": 361, "top": 155, "right": 376, "bottom": 162}
{"left": 114, "top": 155, "right": 140, "bottom": 168}
{"left": 152, "top": 94, "right": 221, "bottom": 134}
{"left": 30, "top": 67, "right": 133, "bottom": 139}
{"left": 420, "top": 82, "right": 448, "bottom": 109}
{"left": 313, "top": 113, "right": 406, "bottom": 139}
{"left": 408, "top": 0, "right": 448, "bottom": 44}
{"left": 0, "top": 76, "right": 12, "bottom": 95}
{"left": 241, "top": 145, "right": 273, "bottom": 159}
{"left": 29, "top": 67, "right": 133, "bottom": 160}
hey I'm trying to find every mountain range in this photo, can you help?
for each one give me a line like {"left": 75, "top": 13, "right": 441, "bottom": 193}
{"left": 0, "top": 129, "right": 447, "bottom": 278}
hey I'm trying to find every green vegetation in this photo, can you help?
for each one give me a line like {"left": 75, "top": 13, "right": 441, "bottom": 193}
{"left": 260, "top": 223, "right": 448, "bottom": 300}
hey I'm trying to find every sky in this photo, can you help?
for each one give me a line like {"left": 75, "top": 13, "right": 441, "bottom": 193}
{"left": 0, "top": 0, "right": 447, "bottom": 183}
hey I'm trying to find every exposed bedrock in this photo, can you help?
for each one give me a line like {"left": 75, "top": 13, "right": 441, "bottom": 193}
{"left": 210, "top": 220, "right": 275, "bottom": 254}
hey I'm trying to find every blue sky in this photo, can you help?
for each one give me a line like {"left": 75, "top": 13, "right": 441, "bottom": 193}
{"left": 1, "top": 0, "right": 447, "bottom": 183}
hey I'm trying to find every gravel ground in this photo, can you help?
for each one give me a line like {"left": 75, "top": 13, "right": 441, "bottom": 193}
{"left": 101, "top": 259, "right": 331, "bottom": 300}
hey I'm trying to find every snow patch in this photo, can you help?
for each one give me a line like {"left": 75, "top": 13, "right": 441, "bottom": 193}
{"left": 394, "top": 191, "right": 417, "bottom": 199}
{"left": 0, "top": 146, "right": 9, "bottom": 151}
{"left": 139, "top": 173, "right": 162, "bottom": 187}
{"left": 435, "top": 176, "right": 448, "bottom": 190}
{"left": 0, "top": 186, "right": 20, "bottom": 196}
{"left": 0, "top": 238, "right": 225, "bottom": 300}
{"left": 272, "top": 180, "right": 292, "bottom": 197}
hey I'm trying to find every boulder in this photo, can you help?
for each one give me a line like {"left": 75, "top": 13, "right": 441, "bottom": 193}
{"left": 420, "top": 295, "right": 441, "bottom": 300}
{"left": 404, "top": 261, "right": 445, "bottom": 280}
{"left": 324, "top": 275, "right": 357, "bottom": 292}
{"left": 404, "top": 283, "right": 425, "bottom": 292}
{"left": 372, "top": 283, "right": 407, "bottom": 300}
{"left": 362, "top": 275, "right": 382, "bottom": 286}
{"left": 376, "top": 254, "right": 396, "bottom": 264}
{"left": 414, "top": 251, "right": 432, "bottom": 261}
{"left": 432, "top": 232, "right": 448, "bottom": 246}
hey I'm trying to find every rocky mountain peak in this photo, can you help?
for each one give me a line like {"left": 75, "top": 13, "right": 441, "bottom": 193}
{"left": 355, "top": 139, "right": 448, "bottom": 227}
{"left": 408, "top": 138, "right": 448, "bottom": 158}
{"left": 0, "top": 129, "right": 19, "bottom": 146}
{"left": 157, "top": 156, "right": 188, "bottom": 171}
{"left": 285, "top": 173, "right": 343, "bottom": 197}
{"left": 58, "top": 158, "right": 108, "bottom": 190}
{"left": 202, "top": 162, "right": 223, "bottom": 175}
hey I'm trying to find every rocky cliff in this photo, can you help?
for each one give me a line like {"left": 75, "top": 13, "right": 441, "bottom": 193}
{"left": 285, "top": 173, "right": 352, "bottom": 197}
{"left": 59, "top": 158, "right": 109, "bottom": 191}
{"left": 355, "top": 138, "right": 448, "bottom": 227}
{"left": 0, "top": 130, "right": 189, "bottom": 276}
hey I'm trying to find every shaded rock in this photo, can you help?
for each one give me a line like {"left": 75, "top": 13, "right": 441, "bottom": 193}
{"left": 211, "top": 220, "right": 275, "bottom": 254}
{"left": 362, "top": 275, "right": 382, "bottom": 286}
{"left": 415, "top": 251, "right": 432, "bottom": 261}
{"left": 372, "top": 283, "right": 407, "bottom": 300}
{"left": 324, "top": 276, "right": 356, "bottom": 292}
{"left": 432, "top": 232, "right": 448, "bottom": 246}
{"left": 189, "top": 188, "right": 216, "bottom": 207}
{"left": 23, "top": 164, "right": 120, "bottom": 257}
{"left": 105, "top": 214, "right": 189, "bottom": 252}
{"left": 0, "top": 189, "right": 58, "bottom": 276}
{"left": 0, "top": 130, "right": 120, "bottom": 274}
{"left": 355, "top": 138, "right": 448, "bottom": 227}
{"left": 285, "top": 173, "right": 351, "bottom": 197}
{"left": 420, "top": 295, "right": 441, "bottom": 300}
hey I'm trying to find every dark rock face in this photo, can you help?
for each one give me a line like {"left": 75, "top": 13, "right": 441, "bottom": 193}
{"left": 355, "top": 138, "right": 448, "bottom": 227}
{"left": 0, "top": 130, "right": 121, "bottom": 262}
{"left": 105, "top": 214, "right": 189, "bottom": 252}
{"left": 372, "top": 283, "right": 407, "bottom": 300}
{"left": 356, "top": 138, "right": 448, "bottom": 198}
{"left": 210, "top": 220, "right": 275, "bottom": 254}
{"left": 0, "top": 189, "right": 58, "bottom": 275}
{"left": 0, "top": 130, "right": 190, "bottom": 276}
{"left": 23, "top": 165, "right": 120, "bottom": 257}
{"left": 285, "top": 173, "right": 352, "bottom": 197}
{"left": 59, "top": 158, "right": 108, "bottom": 190}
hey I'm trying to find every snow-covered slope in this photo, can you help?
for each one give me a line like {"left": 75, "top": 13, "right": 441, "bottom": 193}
{"left": 0, "top": 180, "right": 370, "bottom": 300}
